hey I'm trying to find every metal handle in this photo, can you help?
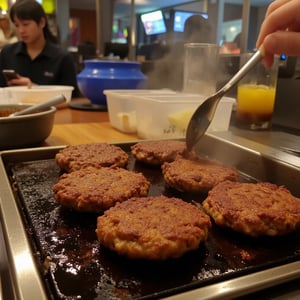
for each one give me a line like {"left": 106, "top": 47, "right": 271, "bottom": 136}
{"left": 221, "top": 48, "right": 263, "bottom": 94}
{"left": 10, "top": 94, "right": 66, "bottom": 117}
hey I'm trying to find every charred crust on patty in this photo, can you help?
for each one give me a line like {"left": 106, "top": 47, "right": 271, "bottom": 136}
{"left": 202, "top": 181, "right": 300, "bottom": 237}
{"left": 161, "top": 156, "right": 239, "bottom": 193}
{"left": 55, "top": 143, "right": 129, "bottom": 172}
{"left": 96, "top": 195, "right": 211, "bottom": 260}
{"left": 131, "top": 140, "right": 186, "bottom": 165}
{"left": 53, "top": 167, "right": 150, "bottom": 213}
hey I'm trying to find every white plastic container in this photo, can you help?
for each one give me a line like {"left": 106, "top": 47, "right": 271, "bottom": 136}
{"left": 133, "top": 93, "right": 235, "bottom": 139}
{"left": 5, "top": 85, "right": 74, "bottom": 104}
{"left": 104, "top": 89, "right": 176, "bottom": 133}
{"left": 0, "top": 88, "right": 18, "bottom": 104}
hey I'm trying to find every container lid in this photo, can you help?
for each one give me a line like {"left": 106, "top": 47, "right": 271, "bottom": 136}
{"left": 131, "top": 93, "right": 236, "bottom": 104}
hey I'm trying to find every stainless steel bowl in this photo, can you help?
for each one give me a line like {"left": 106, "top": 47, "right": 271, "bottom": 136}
{"left": 0, "top": 104, "right": 56, "bottom": 149}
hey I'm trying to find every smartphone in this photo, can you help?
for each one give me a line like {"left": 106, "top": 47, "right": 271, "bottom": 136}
{"left": 2, "top": 69, "right": 18, "bottom": 82}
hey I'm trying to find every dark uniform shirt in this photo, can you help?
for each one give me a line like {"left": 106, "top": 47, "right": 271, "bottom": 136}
{"left": 0, "top": 41, "right": 80, "bottom": 97}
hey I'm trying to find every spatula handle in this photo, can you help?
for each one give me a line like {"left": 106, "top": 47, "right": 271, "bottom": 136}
{"left": 11, "top": 94, "right": 66, "bottom": 116}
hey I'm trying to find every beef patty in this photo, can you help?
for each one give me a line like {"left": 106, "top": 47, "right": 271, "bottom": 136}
{"left": 203, "top": 180, "right": 300, "bottom": 237}
{"left": 131, "top": 140, "right": 186, "bottom": 165}
{"left": 55, "top": 143, "right": 129, "bottom": 172}
{"left": 96, "top": 195, "right": 211, "bottom": 260}
{"left": 53, "top": 167, "right": 150, "bottom": 213}
{"left": 162, "top": 156, "right": 239, "bottom": 193}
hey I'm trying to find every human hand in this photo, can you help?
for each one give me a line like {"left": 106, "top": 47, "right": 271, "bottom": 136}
{"left": 7, "top": 74, "right": 33, "bottom": 88}
{"left": 256, "top": 0, "right": 300, "bottom": 67}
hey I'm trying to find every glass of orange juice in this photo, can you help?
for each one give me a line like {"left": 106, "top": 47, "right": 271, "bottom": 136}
{"left": 236, "top": 53, "right": 279, "bottom": 130}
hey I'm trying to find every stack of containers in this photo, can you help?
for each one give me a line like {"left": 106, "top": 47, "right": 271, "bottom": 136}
{"left": 104, "top": 89, "right": 176, "bottom": 133}
{"left": 104, "top": 89, "right": 235, "bottom": 139}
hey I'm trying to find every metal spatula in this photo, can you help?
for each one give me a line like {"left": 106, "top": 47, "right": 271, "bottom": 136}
{"left": 185, "top": 48, "right": 264, "bottom": 152}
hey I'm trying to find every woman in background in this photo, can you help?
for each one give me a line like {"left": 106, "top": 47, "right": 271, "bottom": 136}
{"left": 0, "top": 0, "right": 80, "bottom": 97}
{"left": 0, "top": 13, "right": 18, "bottom": 49}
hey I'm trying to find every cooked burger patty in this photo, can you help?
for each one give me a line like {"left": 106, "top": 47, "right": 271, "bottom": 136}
{"left": 131, "top": 140, "right": 186, "bottom": 165}
{"left": 96, "top": 195, "right": 211, "bottom": 260}
{"left": 53, "top": 167, "right": 150, "bottom": 212}
{"left": 55, "top": 143, "right": 129, "bottom": 172}
{"left": 162, "top": 156, "right": 239, "bottom": 193}
{"left": 202, "top": 181, "right": 300, "bottom": 237}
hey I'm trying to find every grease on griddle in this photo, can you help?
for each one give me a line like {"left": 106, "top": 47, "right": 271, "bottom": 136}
{"left": 10, "top": 155, "right": 300, "bottom": 300}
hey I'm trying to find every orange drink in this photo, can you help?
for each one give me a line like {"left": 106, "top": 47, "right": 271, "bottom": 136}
{"left": 237, "top": 84, "right": 276, "bottom": 124}
{"left": 236, "top": 53, "right": 279, "bottom": 130}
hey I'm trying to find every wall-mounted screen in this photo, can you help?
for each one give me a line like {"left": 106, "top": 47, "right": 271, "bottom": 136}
{"left": 173, "top": 10, "right": 208, "bottom": 33}
{"left": 141, "top": 10, "right": 167, "bottom": 36}
{"left": 222, "top": 19, "right": 242, "bottom": 43}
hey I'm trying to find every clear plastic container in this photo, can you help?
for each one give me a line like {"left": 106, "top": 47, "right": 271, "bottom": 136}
{"left": 104, "top": 89, "right": 176, "bottom": 133}
{"left": 132, "top": 93, "right": 235, "bottom": 139}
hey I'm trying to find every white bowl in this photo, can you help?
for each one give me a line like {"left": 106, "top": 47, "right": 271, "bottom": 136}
{"left": 4, "top": 85, "right": 74, "bottom": 104}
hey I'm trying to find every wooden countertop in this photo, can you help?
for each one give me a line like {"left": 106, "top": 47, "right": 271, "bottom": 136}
{"left": 44, "top": 99, "right": 139, "bottom": 146}
{"left": 45, "top": 122, "right": 139, "bottom": 146}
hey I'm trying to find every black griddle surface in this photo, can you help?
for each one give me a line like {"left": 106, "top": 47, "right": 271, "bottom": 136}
{"left": 9, "top": 151, "right": 300, "bottom": 300}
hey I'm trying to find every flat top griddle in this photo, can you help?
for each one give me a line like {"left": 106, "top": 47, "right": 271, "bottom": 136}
{"left": 4, "top": 141, "right": 300, "bottom": 300}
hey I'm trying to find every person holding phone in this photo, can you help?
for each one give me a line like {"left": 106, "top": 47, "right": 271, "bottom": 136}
{"left": 0, "top": 0, "right": 80, "bottom": 97}
{"left": 257, "top": 0, "right": 300, "bottom": 68}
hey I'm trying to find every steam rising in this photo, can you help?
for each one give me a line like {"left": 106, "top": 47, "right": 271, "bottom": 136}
{"left": 144, "top": 15, "right": 217, "bottom": 91}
